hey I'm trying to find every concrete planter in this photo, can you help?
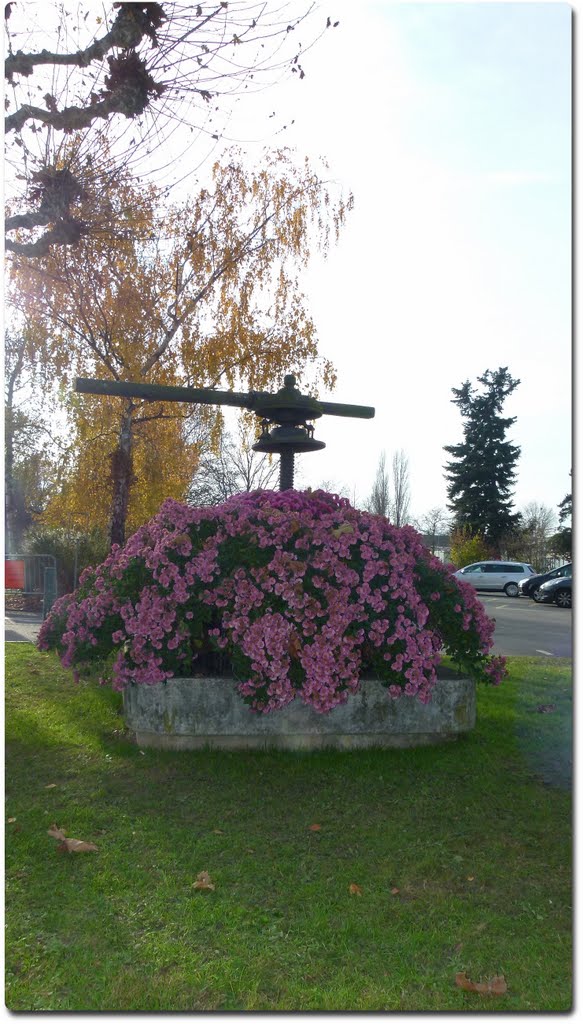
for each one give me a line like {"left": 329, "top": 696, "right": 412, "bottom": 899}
{"left": 123, "top": 668, "right": 475, "bottom": 751}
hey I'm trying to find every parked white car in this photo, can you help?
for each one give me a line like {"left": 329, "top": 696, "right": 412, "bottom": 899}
{"left": 453, "top": 560, "right": 536, "bottom": 597}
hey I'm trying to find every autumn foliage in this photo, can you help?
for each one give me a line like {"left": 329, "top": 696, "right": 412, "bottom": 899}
{"left": 449, "top": 527, "right": 493, "bottom": 570}
{"left": 10, "top": 148, "right": 350, "bottom": 544}
{"left": 38, "top": 489, "right": 506, "bottom": 712}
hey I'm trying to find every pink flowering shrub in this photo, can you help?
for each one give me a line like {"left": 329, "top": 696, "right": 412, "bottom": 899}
{"left": 38, "top": 490, "right": 506, "bottom": 713}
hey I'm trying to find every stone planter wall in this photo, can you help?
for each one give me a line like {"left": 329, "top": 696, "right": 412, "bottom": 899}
{"left": 123, "top": 669, "right": 476, "bottom": 751}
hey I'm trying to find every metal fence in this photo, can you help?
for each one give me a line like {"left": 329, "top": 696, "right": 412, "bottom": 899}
{"left": 535, "top": 555, "right": 570, "bottom": 574}
{"left": 4, "top": 553, "right": 58, "bottom": 617}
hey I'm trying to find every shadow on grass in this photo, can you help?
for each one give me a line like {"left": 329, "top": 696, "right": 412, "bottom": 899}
{"left": 507, "top": 658, "right": 572, "bottom": 790}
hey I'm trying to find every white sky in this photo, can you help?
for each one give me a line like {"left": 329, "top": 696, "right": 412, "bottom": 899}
{"left": 222, "top": 0, "right": 572, "bottom": 520}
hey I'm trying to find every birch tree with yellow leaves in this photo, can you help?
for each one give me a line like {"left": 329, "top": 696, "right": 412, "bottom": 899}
{"left": 10, "top": 146, "right": 351, "bottom": 544}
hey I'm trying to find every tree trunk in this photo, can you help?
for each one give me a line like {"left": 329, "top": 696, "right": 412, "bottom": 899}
{"left": 5, "top": 406, "right": 18, "bottom": 554}
{"left": 5, "top": 339, "right": 25, "bottom": 554}
{"left": 3, "top": 428, "right": 31, "bottom": 552}
{"left": 109, "top": 404, "right": 134, "bottom": 547}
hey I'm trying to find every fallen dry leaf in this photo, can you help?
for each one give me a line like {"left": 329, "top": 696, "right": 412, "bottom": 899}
{"left": 467, "top": 876, "right": 475, "bottom": 881}
{"left": 332, "top": 523, "right": 354, "bottom": 537}
{"left": 8, "top": 817, "right": 17, "bottom": 824}
{"left": 60, "top": 838, "right": 98, "bottom": 853}
{"left": 44, "top": 783, "right": 57, "bottom": 789}
{"left": 171, "top": 532, "right": 191, "bottom": 547}
{"left": 47, "top": 824, "right": 98, "bottom": 853}
{"left": 349, "top": 883, "right": 363, "bottom": 896}
{"left": 488, "top": 976, "right": 508, "bottom": 995}
{"left": 212, "top": 829, "right": 224, "bottom": 835}
{"left": 308, "top": 823, "right": 322, "bottom": 831}
{"left": 192, "top": 870, "right": 215, "bottom": 891}
{"left": 390, "top": 887, "right": 400, "bottom": 895}
{"left": 288, "top": 632, "right": 302, "bottom": 658}
{"left": 455, "top": 972, "right": 507, "bottom": 995}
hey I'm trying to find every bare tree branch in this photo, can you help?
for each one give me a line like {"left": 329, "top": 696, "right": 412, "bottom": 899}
{"left": 5, "top": 3, "right": 163, "bottom": 83}
{"left": 5, "top": 1, "right": 335, "bottom": 258}
{"left": 187, "top": 425, "right": 278, "bottom": 505}
{"left": 365, "top": 451, "right": 390, "bottom": 517}
{"left": 391, "top": 449, "right": 410, "bottom": 526}
{"left": 6, "top": 219, "right": 89, "bottom": 256}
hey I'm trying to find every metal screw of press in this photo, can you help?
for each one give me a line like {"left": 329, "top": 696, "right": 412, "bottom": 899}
{"left": 279, "top": 450, "right": 295, "bottom": 491}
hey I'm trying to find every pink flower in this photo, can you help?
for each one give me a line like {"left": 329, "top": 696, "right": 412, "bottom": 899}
{"left": 38, "top": 488, "right": 503, "bottom": 710}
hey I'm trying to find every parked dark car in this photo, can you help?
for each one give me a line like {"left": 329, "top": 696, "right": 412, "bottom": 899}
{"left": 518, "top": 562, "right": 572, "bottom": 602}
{"left": 536, "top": 576, "right": 572, "bottom": 608}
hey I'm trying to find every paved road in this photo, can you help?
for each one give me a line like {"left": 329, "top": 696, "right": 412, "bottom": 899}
{"left": 4, "top": 595, "right": 572, "bottom": 658}
{"left": 5, "top": 611, "right": 43, "bottom": 643}
{"left": 479, "top": 593, "right": 572, "bottom": 658}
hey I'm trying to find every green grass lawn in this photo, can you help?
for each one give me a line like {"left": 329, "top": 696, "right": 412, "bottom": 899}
{"left": 5, "top": 645, "right": 572, "bottom": 1011}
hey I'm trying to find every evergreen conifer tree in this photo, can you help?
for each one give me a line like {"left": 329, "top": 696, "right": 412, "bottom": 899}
{"left": 551, "top": 487, "right": 572, "bottom": 558}
{"left": 443, "top": 367, "right": 521, "bottom": 549}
